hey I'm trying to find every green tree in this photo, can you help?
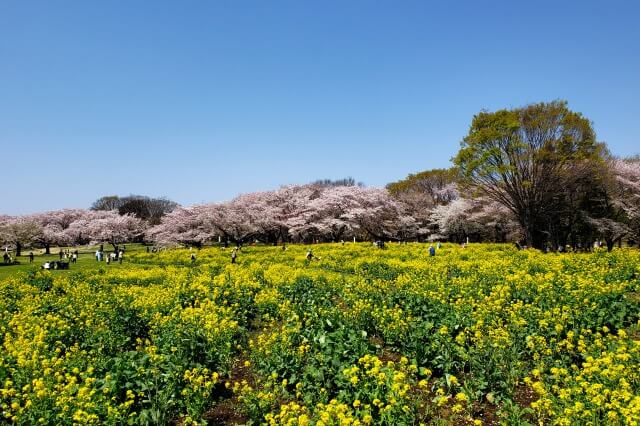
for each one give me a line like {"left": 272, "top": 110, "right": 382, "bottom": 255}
{"left": 387, "top": 168, "right": 458, "bottom": 203}
{"left": 453, "top": 101, "right": 603, "bottom": 249}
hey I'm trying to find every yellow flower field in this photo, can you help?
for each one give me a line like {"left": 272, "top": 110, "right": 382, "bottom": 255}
{"left": 1, "top": 243, "right": 639, "bottom": 425}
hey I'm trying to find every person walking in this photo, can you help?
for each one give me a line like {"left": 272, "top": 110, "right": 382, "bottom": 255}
{"left": 231, "top": 248, "right": 237, "bottom": 264}
{"left": 119, "top": 252, "right": 124, "bottom": 264}
{"left": 29, "top": 252, "right": 34, "bottom": 263}
{"left": 191, "top": 253, "right": 196, "bottom": 264}
{"left": 59, "top": 250, "right": 64, "bottom": 260}
{"left": 429, "top": 245, "right": 436, "bottom": 257}
{"left": 72, "top": 252, "right": 77, "bottom": 263}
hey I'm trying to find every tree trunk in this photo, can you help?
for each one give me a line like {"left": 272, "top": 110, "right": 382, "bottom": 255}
{"left": 45, "top": 243, "right": 50, "bottom": 255}
{"left": 605, "top": 238, "right": 614, "bottom": 252}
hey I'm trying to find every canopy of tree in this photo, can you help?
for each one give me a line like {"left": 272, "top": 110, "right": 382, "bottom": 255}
{"left": 453, "top": 100, "right": 636, "bottom": 250}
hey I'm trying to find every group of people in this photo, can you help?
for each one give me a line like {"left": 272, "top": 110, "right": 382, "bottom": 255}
{"left": 58, "top": 249, "right": 79, "bottom": 263}
{"left": 95, "top": 248, "right": 125, "bottom": 264}
{"left": 41, "top": 249, "right": 79, "bottom": 270}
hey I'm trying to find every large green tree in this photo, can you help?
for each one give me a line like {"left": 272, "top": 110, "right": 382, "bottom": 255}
{"left": 453, "top": 101, "right": 604, "bottom": 249}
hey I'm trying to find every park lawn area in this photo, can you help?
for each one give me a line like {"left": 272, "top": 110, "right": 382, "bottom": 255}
{"left": 0, "top": 243, "right": 148, "bottom": 280}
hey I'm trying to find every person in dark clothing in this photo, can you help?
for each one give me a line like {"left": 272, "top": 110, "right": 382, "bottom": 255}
{"left": 429, "top": 245, "right": 436, "bottom": 257}
{"left": 191, "top": 253, "right": 196, "bottom": 263}
{"left": 231, "top": 249, "right": 237, "bottom": 264}
{"left": 29, "top": 252, "right": 34, "bottom": 263}
{"left": 59, "top": 250, "right": 64, "bottom": 260}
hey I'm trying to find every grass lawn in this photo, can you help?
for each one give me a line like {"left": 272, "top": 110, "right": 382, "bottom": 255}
{"left": 0, "top": 243, "right": 149, "bottom": 281}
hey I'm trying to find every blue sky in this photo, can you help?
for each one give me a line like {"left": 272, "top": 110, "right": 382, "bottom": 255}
{"left": 1, "top": 1, "right": 639, "bottom": 215}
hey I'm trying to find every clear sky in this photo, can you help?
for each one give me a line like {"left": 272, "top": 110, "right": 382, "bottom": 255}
{"left": 1, "top": 1, "right": 639, "bottom": 215}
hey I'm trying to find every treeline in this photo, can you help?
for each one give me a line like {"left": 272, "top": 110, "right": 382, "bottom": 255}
{"left": 2, "top": 101, "right": 639, "bottom": 253}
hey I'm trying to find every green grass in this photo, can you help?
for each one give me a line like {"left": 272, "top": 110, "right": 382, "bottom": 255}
{"left": 0, "top": 243, "right": 149, "bottom": 281}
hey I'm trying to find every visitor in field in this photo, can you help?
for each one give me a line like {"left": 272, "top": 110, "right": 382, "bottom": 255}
{"left": 42, "top": 261, "right": 50, "bottom": 270}
{"left": 3, "top": 252, "right": 9, "bottom": 264}
{"left": 191, "top": 253, "right": 196, "bottom": 263}
{"left": 106, "top": 255, "right": 110, "bottom": 265}
{"left": 29, "top": 252, "right": 34, "bottom": 263}
{"left": 119, "top": 252, "right": 124, "bottom": 264}
{"left": 72, "top": 252, "right": 77, "bottom": 263}
{"left": 231, "top": 248, "right": 237, "bottom": 264}
{"left": 437, "top": 242, "right": 442, "bottom": 250}
{"left": 306, "top": 249, "right": 314, "bottom": 260}
{"left": 429, "top": 245, "right": 436, "bottom": 256}
{"left": 59, "top": 250, "right": 64, "bottom": 260}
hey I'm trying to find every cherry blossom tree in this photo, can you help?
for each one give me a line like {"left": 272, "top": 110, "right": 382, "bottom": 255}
{"left": 612, "top": 158, "right": 640, "bottom": 245}
{"left": 0, "top": 216, "right": 43, "bottom": 256}
{"left": 72, "top": 210, "right": 144, "bottom": 252}
{"left": 429, "top": 198, "right": 477, "bottom": 242}
{"left": 288, "top": 185, "right": 357, "bottom": 242}
{"left": 146, "top": 205, "right": 216, "bottom": 247}
{"left": 28, "top": 209, "right": 89, "bottom": 253}
{"left": 341, "top": 187, "right": 417, "bottom": 241}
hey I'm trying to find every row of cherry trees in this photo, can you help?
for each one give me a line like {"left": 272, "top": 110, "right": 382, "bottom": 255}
{"left": 147, "top": 185, "right": 419, "bottom": 246}
{"left": 2, "top": 159, "right": 639, "bottom": 254}
{"left": 0, "top": 210, "right": 143, "bottom": 256}
{"left": 147, "top": 157, "right": 640, "bottom": 249}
